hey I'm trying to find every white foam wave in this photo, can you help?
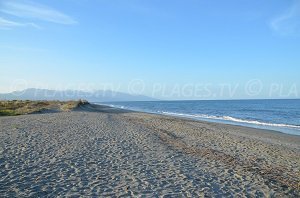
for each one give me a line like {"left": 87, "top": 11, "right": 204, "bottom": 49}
{"left": 161, "top": 111, "right": 300, "bottom": 129}
{"left": 94, "top": 103, "right": 125, "bottom": 109}
{"left": 112, "top": 105, "right": 125, "bottom": 109}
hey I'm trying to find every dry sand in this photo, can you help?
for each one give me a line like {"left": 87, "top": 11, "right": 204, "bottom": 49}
{"left": 0, "top": 104, "right": 299, "bottom": 197}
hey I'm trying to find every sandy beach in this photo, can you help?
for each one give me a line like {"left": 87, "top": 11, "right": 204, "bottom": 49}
{"left": 0, "top": 104, "right": 299, "bottom": 197}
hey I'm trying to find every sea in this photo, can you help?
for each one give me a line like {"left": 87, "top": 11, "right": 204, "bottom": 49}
{"left": 98, "top": 99, "right": 300, "bottom": 136}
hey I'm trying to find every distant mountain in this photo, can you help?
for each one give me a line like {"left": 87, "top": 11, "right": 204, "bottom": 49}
{"left": 0, "top": 88, "right": 157, "bottom": 102}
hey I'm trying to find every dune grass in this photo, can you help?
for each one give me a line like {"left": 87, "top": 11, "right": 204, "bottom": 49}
{"left": 0, "top": 100, "right": 88, "bottom": 116}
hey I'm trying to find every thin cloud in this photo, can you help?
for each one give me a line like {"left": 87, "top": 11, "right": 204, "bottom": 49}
{"left": 270, "top": 0, "right": 300, "bottom": 35}
{"left": 0, "top": 0, "right": 77, "bottom": 25}
{"left": 0, "top": 17, "right": 40, "bottom": 29}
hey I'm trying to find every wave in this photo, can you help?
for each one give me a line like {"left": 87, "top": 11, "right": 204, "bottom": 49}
{"left": 96, "top": 103, "right": 300, "bottom": 130}
{"left": 101, "top": 104, "right": 125, "bottom": 109}
{"left": 160, "top": 111, "right": 300, "bottom": 129}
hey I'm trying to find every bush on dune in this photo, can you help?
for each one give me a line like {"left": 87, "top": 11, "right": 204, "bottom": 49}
{"left": 0, "top": 100, "right": 89, "bottom": 116}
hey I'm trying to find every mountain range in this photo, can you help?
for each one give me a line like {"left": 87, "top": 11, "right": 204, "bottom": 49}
{"left": 0, "top": 88, "right": 156, "bottom": 102}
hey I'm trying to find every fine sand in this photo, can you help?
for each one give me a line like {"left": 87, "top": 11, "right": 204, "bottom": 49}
{"left": 0, "top": 104, "right": 299, "bottom": 197}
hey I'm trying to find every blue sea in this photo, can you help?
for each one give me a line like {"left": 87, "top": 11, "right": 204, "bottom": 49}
{"left": 98, "top": 99, "right": 300, "bottom": 135}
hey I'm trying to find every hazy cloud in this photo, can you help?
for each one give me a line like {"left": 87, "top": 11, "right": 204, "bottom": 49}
{"left": 270, "top": 0, "right": 300, "bottom": 35}
{"left": 0, "top": 0, "right": 77, "bottom": 26}
{"left": 0, "top": 17, "right": 39, "bottom": 29}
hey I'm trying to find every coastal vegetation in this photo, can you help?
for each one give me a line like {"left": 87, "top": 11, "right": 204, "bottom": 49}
{"left": 0, "top": 100, "right": 88, "bottom": 116}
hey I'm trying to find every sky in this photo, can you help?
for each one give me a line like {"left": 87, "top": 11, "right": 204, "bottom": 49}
{"left": 0, "top": 0, "right": 300, "bottom": 100}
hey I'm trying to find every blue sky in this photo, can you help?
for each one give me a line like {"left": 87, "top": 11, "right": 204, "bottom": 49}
{"left": 0, "top": 0, "right": 300, "bottom": 99}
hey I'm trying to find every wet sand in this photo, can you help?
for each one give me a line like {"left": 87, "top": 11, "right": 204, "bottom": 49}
{"left": 0, "top": 104, "right": 299, "bottom": 197}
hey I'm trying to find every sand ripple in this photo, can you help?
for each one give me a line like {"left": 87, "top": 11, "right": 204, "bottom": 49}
{"left": 0, "top": 111, "right": 299, "bottom": 197}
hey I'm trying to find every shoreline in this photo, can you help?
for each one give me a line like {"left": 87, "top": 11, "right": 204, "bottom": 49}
{"left": 97, "top": 103, "right": 300, "bottom": 137}
{"left": 0, "top": 103, "right": 299, "bottom": 196}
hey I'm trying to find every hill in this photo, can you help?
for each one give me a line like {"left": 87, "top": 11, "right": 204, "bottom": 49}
{"left": 0, "top": 88, "right": 156, "bottom": 102}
